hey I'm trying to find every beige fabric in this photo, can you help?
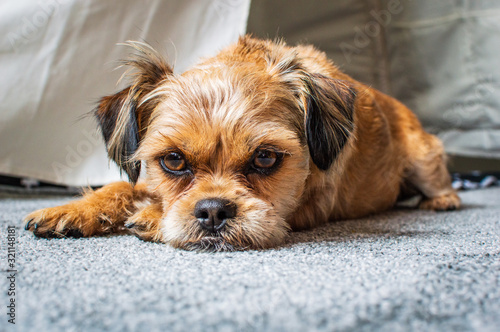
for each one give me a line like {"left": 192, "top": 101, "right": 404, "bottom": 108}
{"left": 0, "top": 0, "right": 250, "bottom": 186}
{"left": 248, "top": 0, "right": 500, "bottom": 160}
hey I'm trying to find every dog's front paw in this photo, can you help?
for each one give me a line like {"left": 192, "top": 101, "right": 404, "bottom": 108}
{"left": 125, "top": 203, "right": 164, "bottom": 242}
{"left": 24, "top": 203, "right": 112, "bottom": 238}
{"left": 419, "top": 192, "right": 461, "bottom": 211}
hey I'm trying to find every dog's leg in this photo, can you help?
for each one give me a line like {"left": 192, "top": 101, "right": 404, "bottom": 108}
{"left": 24, "top": 181, "right": 152, "bottom": 238}
{"left": 125, "top": 202, "right": 165, "bottom": 242}
{"left": 404, "top": 133, "right": 461, "bottom": 211}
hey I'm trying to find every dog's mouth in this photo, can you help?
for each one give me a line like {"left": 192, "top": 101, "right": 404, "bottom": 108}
{"left": 183, "top": 236, "right": 243, "bottom": 252}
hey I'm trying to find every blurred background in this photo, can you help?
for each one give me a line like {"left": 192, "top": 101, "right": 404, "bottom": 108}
{"left": 1, "top": 0, "right": 499, "bottom": 190}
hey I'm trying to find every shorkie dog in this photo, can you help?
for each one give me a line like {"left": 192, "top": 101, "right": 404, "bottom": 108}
{"left": 24, "top": 36, "right": 460, "bottom": 251}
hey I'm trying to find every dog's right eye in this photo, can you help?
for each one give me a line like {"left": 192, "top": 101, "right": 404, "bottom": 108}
{"left": 160, "top": 152, "right": 188, "bottom": 175}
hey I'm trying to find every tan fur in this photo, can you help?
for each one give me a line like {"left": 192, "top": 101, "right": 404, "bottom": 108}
{"left": 25, "top": 36, "right": 460, "bottom": 251}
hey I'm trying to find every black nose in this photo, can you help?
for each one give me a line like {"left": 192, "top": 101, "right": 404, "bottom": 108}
{"left": 194, "top": 198, "right": 236, "bottom": 233}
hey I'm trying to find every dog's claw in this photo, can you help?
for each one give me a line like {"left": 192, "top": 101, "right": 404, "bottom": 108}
{"left": 124, "top": 222, "right": 135, "bottom": 229}
{"left": 25, "top": 219, "right": 33, "bottom": 230}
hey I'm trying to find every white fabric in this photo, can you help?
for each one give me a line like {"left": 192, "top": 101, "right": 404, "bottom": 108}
{"left": 0, "top": 0, "right": 250, "bottom": 186}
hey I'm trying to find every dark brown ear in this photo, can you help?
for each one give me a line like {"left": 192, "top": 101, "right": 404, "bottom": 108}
{"left": 94, "top": 42, "right": 173, "bottom": 183}
{"left": 303, "top": 74, "right": 356, "bottom": 170}
{"left": 263, "top": 42, "right": 356, "bottom": 171}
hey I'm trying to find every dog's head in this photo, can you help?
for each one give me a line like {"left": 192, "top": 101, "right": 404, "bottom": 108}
{"left": 95, "top": 37, "right": 356, "bottom": 251}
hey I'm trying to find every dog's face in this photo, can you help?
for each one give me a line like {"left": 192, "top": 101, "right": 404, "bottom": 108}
{"left": 95, "top": 38, "right": 355, "bottom": 250}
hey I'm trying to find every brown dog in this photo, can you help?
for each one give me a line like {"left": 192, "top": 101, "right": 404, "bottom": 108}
{"left": 24, "top": 36, "right": 460, "bottom": 251}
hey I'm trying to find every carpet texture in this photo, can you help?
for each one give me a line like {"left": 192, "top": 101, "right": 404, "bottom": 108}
{"left": 1, "top": 188, "right": 499, "bottom": 331}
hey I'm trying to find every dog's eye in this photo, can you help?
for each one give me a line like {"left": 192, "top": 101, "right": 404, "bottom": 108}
{"left": 253, "top": 150, "right": 278, "bottom": 169}
{"left": 160, "top": 152, "right": 187, "bottom": 173}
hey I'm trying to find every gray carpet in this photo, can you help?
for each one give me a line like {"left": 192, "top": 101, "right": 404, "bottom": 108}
{"left": 1, "top": 188, "right": 499, "bottom": 332}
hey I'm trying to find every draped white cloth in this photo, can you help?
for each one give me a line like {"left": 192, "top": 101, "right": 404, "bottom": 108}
{"left": 0, "top": 0, "right": 250, "bottom": 186}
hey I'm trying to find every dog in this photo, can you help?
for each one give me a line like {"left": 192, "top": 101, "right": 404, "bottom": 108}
{"left": 24, "top": 36, "right": 460, "bottom": 251}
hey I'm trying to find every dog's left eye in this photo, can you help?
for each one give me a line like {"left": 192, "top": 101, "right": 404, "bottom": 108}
{"left": 253, "top": 149, "right": 278, "bottom": 169}
{"left": 160, "top": 152, "right": 188, "bottom": 174}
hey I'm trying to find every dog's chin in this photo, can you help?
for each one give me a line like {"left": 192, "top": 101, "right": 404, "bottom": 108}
{"left": 182, "top": 236, "right": 245, "bottom": 252}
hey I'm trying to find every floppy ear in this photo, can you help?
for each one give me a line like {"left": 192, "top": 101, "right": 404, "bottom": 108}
{"left": 94, "top": 42, "right": 173, "bottom": 183}
{"left": 263, "top": 43, "right": 356, "bottom": 171}
{"left": 303, "top": 74, "right": 356, "bottom": 170}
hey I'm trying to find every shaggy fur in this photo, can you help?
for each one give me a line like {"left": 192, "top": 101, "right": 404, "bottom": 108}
{"left": 25, "top": 36, "right": 460, "bottom": 251}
